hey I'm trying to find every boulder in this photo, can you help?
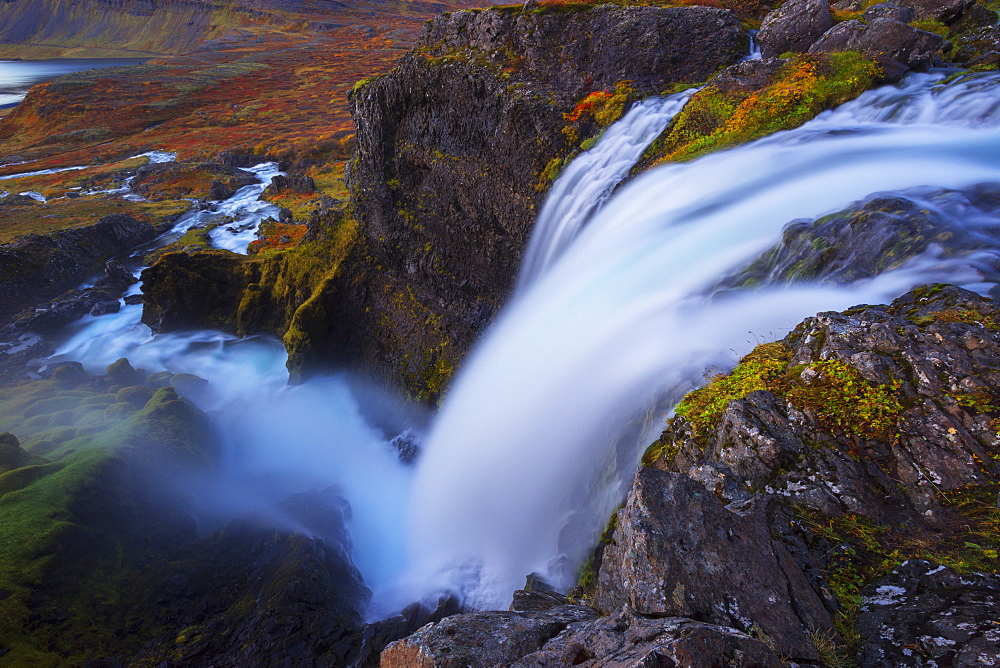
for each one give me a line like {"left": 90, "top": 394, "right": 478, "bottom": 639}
{"left": 380, "top": 605, "right": 598, "bottom": 668}
{"left": 757, "top": 0, "right": 833, "bottom": 58}
{"left": 509, "top": 607, "right": 785, "bottom": 668}
{"left": 862, "top": 2, "right": 916, "bottom": 22}
{"left": 717, "top": 185, "right": 1000, "bottom": 291}
{"left": 857, "top": 560, "right": 1000, "bottom": 667}
{"left": 267, "top": 173, "right": 316, "bottom": 195}
{"left": 809, "top": 18, "right": 944, "bottom": 74}
{"left": 208, "top": 178, "right": 233, "bottom": 201}
{"left": 594, "top": 470, "right": 833, "bottom": 661}
{"left": 895, "top": 0, "right": 976, "bottom": 21}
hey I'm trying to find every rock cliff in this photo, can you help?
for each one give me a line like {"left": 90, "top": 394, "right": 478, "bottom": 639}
{"left": 0, "top": 213, "right": 156, "bottom": 326}
{"left": 320, "top": 4, "right": 744, "bottom": 397}
{"left": 140, "top": 4, "right": 746, "bottom": 399}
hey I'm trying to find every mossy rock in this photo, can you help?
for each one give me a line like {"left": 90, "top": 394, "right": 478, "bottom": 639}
{"left": 0, "top": 433, "right": 24, "bottom": 473}
{"left": 116, "top": 385, "right": 155, "bottom": 410}
{"left": 105, "top": 402, "right": 137, "bottom": 420}
{"left": 51, "top": 364, "right": 87, "bottom": 386}
{"left": 105, "top": 358, "right": 145, "bottom": 387}
{"left": 146, "top": 371, "right": 174, "bottom": 389}
{"left": 168, "top": 373, "right": 208, "bottom": 401}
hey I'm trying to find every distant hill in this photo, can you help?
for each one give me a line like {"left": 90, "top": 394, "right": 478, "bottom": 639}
{"left": 0, "top": 0, "right": 460, "bottom": 58}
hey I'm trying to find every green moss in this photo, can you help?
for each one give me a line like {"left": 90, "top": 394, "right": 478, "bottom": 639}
{"left": 675, "top": 341, "right": 791, "bottom": 439}
{"left": 573, "top": 508, "right": 620, "bottom": 601}
{"left": 536, "top": 155, "right": 564, "bottom": 192}
{"left": 910, "top": 18, "right": 950, "bottom": 36}
{"left": 787, "top": 360, "right": 903, "bottom": 440}
{"left": 910, "top": 306, "right": 1000, "bottom": 330}
{"left": 647, "top": 52, "right": 882, "bottom": 164}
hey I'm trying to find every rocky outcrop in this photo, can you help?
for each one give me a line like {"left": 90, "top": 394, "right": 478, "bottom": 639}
{"left": 757, "top": 0, "right": 833, "bottom": 58}
{"left": 335, "top": 4, "right": 744, "bottom": 399}
{"left": 594, "top": 471, "right": 833, "bottom": 661}
{"left": 758, "top": 0, "right": 963, "bottom": 75}
{"left": 140, "top": 250, "right": 255, "bottom": 331}
{"left": 717, "top": 184, "right": 1000, "bottom": 293}
{"left": 0, "top": 213, "right": 156, "bottom": 326}
{"left": 857, "top": 560, "right": 1000, "bottom": 666}
{"left": 380, "top": 605, "right": 598, "bottom": 667}
{"left": 809, "top": 17, "right": 944, "bottom": 72}
{"left": 383, "top": 604, "right": 787, "bottom": 668}
{"left": 382, "top": 285, "right": 1000, "bottom": 666}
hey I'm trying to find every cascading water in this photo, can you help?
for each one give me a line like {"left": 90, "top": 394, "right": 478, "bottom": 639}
{"left": 394, "top": 70, "right": 1000, "bottom": 610}
{"left": 517, "top": 90, "right": 697, "bottom": 288}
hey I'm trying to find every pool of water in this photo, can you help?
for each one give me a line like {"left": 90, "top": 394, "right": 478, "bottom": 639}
{"left": 0, "top": 58, "right": 147, "bottom": 108}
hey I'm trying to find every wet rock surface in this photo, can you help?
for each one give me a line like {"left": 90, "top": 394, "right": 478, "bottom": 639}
{"left": 718, "top": 183, "right": 1000, "bottom": 294}
{"left": 0, "top": 214, "right": 155, "bottom": 327}
{"left": 857, "top": 559, "right": 1000, "bottom": 666}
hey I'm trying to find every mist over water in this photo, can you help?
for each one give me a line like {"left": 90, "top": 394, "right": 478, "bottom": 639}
{"left": 396, "top": 70, "right": 1000, "bottom": 610}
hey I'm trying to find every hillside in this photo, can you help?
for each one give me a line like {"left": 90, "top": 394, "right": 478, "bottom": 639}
{"left": 0, "top": 0, "right": 466, "bottom": 58}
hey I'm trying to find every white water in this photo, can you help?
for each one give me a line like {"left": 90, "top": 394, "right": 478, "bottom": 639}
{"left": 517, "top": 91, "right": 697, "bottom": 288}
{"left": 51, "top": 153, "right": 412, "bottom": 591}
{"left": 393, "top": 70, "right": 1000, "bottom": 609}
{"left": 0, "top": 165, "right": 89, "bottom": 181}
{"left": 207, "top": 162, "right": 284, "bottom": 253}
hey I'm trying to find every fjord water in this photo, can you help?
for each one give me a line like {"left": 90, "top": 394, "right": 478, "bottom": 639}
{"left": 0, "top": 58, "right": 146, "bottom": 107}
{"left": 43, "top": 70, "right": 1000, "bottom": 616}
{"left": 399, "top": 70, "right": 1000, "bottom": 609}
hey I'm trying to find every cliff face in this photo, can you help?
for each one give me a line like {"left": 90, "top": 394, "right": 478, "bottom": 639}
{"left": 332, "top": 5, "right": 744, "bottom": 398}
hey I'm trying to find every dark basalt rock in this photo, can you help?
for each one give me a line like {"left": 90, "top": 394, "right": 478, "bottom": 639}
{"left": 0, "top": 215, "right": 155, "bottom": 327}
{"left": 895, "top": 0, "right": 977, "bottom": 21}
{"left": 508, "top": 607, "right": 786, "bottom": 668}
{"left": 857, "top": 560, "right": 1000, "bottom": 667}
{"left": 266, "top": 173, "right": 316, "bottom": 195}
{"left": 862, "top": 2, "right": 916, "bottom": 22}
{"left": 594, "top": 470, "right": 832, "bottom": 661}
{"left": 334, "top": 4, "right": 744, "bottom": 399}
{"left": 757, "top": 0, "right": 834, "bottom": 59}
{"left": 809, "top": 17, "right": 945, "bottom": 74}
{"left": 717, "top": 184, "right": 1000, "bottom": 294}
{"left": 380, "top": 604, "right": 599, "bottom": 668}
{"left": 140, "top": 250, "right": 256, "bottom": 331}
{"left": 208, "top": 178, "right": 233, "bottom": 201}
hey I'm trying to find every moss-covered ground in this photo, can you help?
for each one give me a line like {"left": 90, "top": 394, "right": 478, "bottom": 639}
{"left": 0, "top": 361, "right": 216, "bottom": 664}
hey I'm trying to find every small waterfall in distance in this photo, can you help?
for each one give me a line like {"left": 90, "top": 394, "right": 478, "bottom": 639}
{"left": 393, "top": 71, "right": 1000, "bottom": 610}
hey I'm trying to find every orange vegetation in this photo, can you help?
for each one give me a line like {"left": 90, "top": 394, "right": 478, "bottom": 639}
{"left": 248, "top": 221, "right": 310, "bottom": 254}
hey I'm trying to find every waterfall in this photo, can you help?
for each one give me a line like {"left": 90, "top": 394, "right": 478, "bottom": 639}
{"left": 397, "top": 71, "right": 1000, "bottom": 609}
{"left": 517, "top": 91, "right": 697, "bottom": 288}
{"left": 36, "top": 70, "right": 1000, "bottom": 617}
